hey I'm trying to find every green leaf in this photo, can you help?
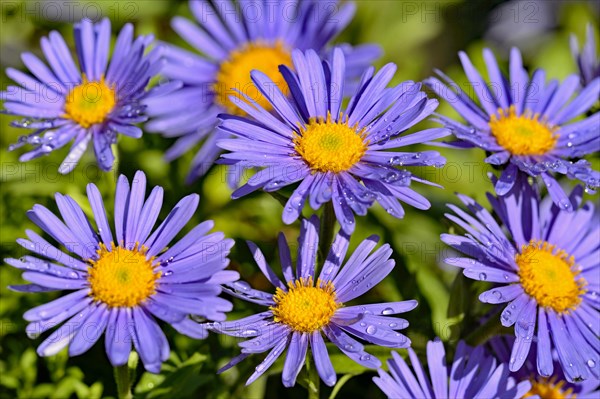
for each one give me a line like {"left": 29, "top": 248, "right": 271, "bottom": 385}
{"left": 136, "top": 353, "right": 210, "bottom": 399}
{"left": 29, "top": 383, "right": 56, "bottom": 399}
{"left": 20, "top": 348, "right": 37, "bottom": 386}
{"left": 50, "top": 376, "right": 79, "bottom": 399}
{"left": 88, "top": 382, "right": 104, "bottom": 399}
{"left": 134, "top": 373, "right": 165, "bottom": 395}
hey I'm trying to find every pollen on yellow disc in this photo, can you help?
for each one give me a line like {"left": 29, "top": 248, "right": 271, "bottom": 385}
{"left": 64, "top": 75, "right": 117, "bottom": 128}
{"left": 87, "top": 243, "right": 161, "bottom": 308}
{"left": 489, "top": 105, "right": 558, "bottom": 156}
{"left": 516, "top": 240, "right": 585, "bottom": 313}
{"left": 214, "top": 40, "right": 292, "bottom": 114}
{"left": 523, "top": 377, "right": 576, "bottom": 399}
{"left": 294, "top": 113, "right": 368, "bottom": 173}
{"left": 271, "top": 277, "right": 340, "bottom": 333}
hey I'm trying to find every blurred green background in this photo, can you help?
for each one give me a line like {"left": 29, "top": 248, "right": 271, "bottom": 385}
{"left": 1, "top": 0, "right": 598, "bottom": 398}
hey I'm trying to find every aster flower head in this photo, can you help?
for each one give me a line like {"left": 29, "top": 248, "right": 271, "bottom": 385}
{"left": 208, "top": 216, "right": 417, "bottom": 387}
{"left": 571, "top": 24, "right": 600, "bottom": 87}
{"left": 143, "top": 0, "right": 381, "bottom": 183}
{"left": 5, "top": 171, "right": 238, "bottom": 373}
{"left": 374, "top": 339, "right": 532, "bottom": 398}
{"left": 442, "top": 176, "right": 599, "bottom": 382}
{"left": 490, "top": 335, "right": 600, "bottom": 399}
{"left": 1, "top": 18, "right": 164, "bottom": 174}
{"left": 425, "top": 47, "right": 600, "bottom": 210}
{"left": 217, "top": 48, "right": 448, "bottom": 233}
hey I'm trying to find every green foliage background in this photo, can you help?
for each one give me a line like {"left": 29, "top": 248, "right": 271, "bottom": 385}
{"left": 0, "top": 1, "right": 598, "bottom": 398}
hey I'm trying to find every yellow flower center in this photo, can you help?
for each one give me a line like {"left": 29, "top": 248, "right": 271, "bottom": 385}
{"left": 271, "top": 277, "right": 340, "bottom": 333}
{"left": 214, "top": 40, "right": 292, "bottom": 114}
{"left": 489, "top": 105, "right": 558, "bottom": 155}
{"left": 516, "top": 240, "right": 585, "bottom": 313}
{"left": 294, "top": 114, "right": 368, "bottom": 173}
{"left": 87, "top": 243, "right": 161, "bottom": 308}
{"left": 64, "top": 75, "right": 116, "bottom": 128}
{"left": 523, "top": 377, "right": 576, "bottom": 399}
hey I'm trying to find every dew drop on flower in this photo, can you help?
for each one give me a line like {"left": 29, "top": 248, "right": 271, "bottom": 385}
{"left": 233, "top": 281, "right": 251, "bottom": 291}
{"left": 559, "top": 199, "right": 571, "bottom": 209}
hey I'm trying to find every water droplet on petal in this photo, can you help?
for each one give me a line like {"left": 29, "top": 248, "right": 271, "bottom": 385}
{"left": 26, "top": 330, "right": 39, "bottom": 339}
{"left": 366, "top": 325, "right": 377, "bottom": 335}
{"left": 242, "top": 328, "right": 258, "bottom": 336}
{"left": 559, "top": 199, "right": 571, "bottom": 209}
{"left": 233, "top": 281, "right": 251, "bottom": 292}
{"left": 382, "top": 307, "right": 394, "bottom": 316}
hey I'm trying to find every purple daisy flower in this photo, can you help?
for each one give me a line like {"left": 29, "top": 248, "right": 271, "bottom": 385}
{"left": 571, "top": 24, "right": 600, "bottom": 87}
{"left": 425, "top": 47, "right": 600, "bottom": 210}
{"left": 207, "top": 215, "right": 417, "bottom": 387}
{"left": 490, "top": 336, "right": 600, "bottom": 398}
{"left": 143, "top": 0, "right": 381, "bottom": 183}
{"left": 442, "top": 176, "right": 599, "bottom": 382}
{"left": 217, "top": 48, "right": 448, "bottom": 234}
{"left": 1, "top": 18, "right": 164, "bottom": 174}
{"left": 4, "top": 170, "right": 238, "bottom": 373}
{"left": 374, "top": 339, "right": 532, "bottom": 398}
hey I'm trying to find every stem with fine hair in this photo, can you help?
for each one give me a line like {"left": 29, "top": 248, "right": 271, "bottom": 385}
{"left": 113, "top": 352, "right": 138, "bottom": 399}
{"left": 114, "top": 364, "right": 132, "bottom": 399}
{"left": 304, "top": 353, "right": 320, "bottom": 399}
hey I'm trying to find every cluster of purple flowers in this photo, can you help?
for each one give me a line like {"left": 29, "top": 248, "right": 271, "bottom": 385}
{"left": 2, "top": 1, "right": 598, "bottom": 397}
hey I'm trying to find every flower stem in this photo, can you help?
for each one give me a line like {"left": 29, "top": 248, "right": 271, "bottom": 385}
{"left": 114, "top": 352, "right": 138, "bottom": 399}
{"left": 304, "top": 354, "right": 320, "bottom": 399}
{"left": 114, "top": 364, "right": 132, "bottom": 399}
{"left": 318, "top": 201, "right": 336, "bottom": 271}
